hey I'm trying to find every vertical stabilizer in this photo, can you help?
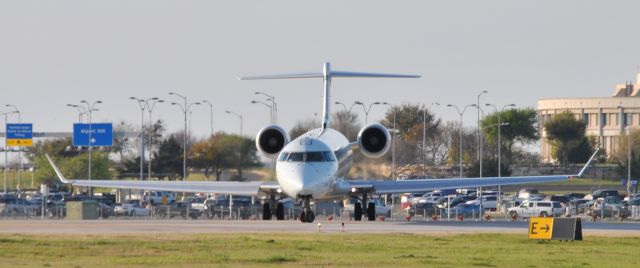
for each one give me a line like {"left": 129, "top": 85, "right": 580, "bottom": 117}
{"left": 238, "top": 62, "right": 420, "bottom": 130}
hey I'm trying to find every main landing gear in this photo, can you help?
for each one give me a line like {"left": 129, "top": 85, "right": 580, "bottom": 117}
{"left": 353, "top": 193, "right": 376, "bottom": 221}
{"left": 299, "top": 196, "right": 315, "bottom": 223}
{"left": 263, "top": 195, "right": 285, "bottom": 220}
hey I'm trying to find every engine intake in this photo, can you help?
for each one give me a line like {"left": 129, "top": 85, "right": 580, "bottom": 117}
{"left": 357, "top": 123, "right": 391, "bottom": 158}
{"left": 256, "top": 125, "right": 290, "bottom": 159}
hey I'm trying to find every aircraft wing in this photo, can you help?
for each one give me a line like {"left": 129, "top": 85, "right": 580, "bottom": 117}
{"left": 347, "top": 149, "right": 599, "bottom": 195}
{"left": 347, "top": 175, "right": 572, "bottom": 195}
{"left": 45, "top": 154, "right": 279, "bottom": 195}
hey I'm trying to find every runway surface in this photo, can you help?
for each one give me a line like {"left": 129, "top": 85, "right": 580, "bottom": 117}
{"left": 1, "top": 219, "right": 639, "bottom": 236}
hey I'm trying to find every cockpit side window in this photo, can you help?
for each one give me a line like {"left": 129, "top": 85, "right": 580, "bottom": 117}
{"left": 277, "top": 152, "right": 289, "bottom": 162}
{"left": 287, "top": 152, "right": 304, "bottom": 162}
{"left": 323, "top": 152, "right": 336, "bottom": 161}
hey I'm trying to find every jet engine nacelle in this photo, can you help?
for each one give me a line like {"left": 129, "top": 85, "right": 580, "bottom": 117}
{"left": 357, "top": 123, "right": 391, "bottom": 158}
{"left": 255, "top": 125, "right": 290, "bottom": 159}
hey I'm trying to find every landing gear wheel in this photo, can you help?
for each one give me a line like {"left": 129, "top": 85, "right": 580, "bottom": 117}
{"left": 367, "top": 202, "right": 376, "bottom": 221}
{"left": 276, "top": 203, "right": 285, "bottom": 220}
{"left": 306, "top": 211, "right": 315, "bottom": 223}
{"left": 354, "top": 203, "right": 363, "bottom": 221}
{"left": 262, "top": 203, "right": 271, "bottom": 220}
{"left": 300, "top": 209, "right": 315, "bottom": 223}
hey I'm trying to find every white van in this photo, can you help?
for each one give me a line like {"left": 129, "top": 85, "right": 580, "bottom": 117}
{"left": 507, "top": 200, "right": 563, "bottom": 218}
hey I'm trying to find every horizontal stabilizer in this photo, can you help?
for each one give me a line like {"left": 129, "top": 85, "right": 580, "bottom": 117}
{"left": 331, "top": 71, "right": 420, "bottom": 78}
{"left": 238, "top": 73, "right": 323, "bottom": 80}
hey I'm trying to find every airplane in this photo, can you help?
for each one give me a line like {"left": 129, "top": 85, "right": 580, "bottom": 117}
{"left": 46, "top": 62, "right": 598, "bottom": 223}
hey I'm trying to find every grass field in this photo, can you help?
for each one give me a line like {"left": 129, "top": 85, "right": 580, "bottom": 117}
{"left": 0, "top": 233, "right": 638, "bottom": 267}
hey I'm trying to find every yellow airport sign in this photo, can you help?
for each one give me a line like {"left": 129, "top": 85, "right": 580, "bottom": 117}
{"left": 6, "top": 139, "right": 33, "bottom": 147}
{"left": 528, "top": 217, "right": 554, "bottom": 239}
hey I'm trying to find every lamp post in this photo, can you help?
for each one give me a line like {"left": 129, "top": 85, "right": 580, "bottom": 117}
{"left": 251, "top": 100, "right": 274, "bottom": 124}
{"left": 485, "top": 103, "right": 516, "bottom": 177}
{"left": 202, "top": 100, "right": 214, "bottom": 136}
{"left": 130, "top": 97, "right": 163, "bottom": 181}
{"left": 2, "top": 110, "right": 18, "bottom": 194}
{"left": 477, "top": 90, "right": 488, "bottom": 161}
{"left": 334, "top": 101, "right": 358, "bottom": 139}
{"left": 225, "top": 110, "right": 243, "bottom": 136}
{"left": 421, "top": 102, "right": 440, "bottom": 177}
{"left": 354, "top": 101, "right": 381, "bottom": 125}
{"left": 447, "top": 104, "right": 474, "bottom": 177}
{"left": 255, "top": 91, "right": 276, "bottom": 124}
{"left": 380, "top": 102, "right": 396, "bottom": 179}
{"left": 618, "top": 105, "right": 633, "bottom": 195}
{"left": 67, "top": 104, "right": 90, "bottom": 123}
{"left": 5, "top": 105, "right": 22, "bottom": 190}
{"left": 79, "top": 100, "right": 102, "bottom": 194}
{"left": 170, "top": 92, "right": 200, "bottom": 180}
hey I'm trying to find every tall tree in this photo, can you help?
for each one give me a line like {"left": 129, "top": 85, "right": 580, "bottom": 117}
{"left": 152, "top": 134, "right": 184, "bottom": 180}
{"left": 190, "top": 133, "right": 234, "bottom": 181}
{"left": 289, "top": 118, "right": 319, "bottom": 140}
{"left": 543, "top": 111, "right": 588, "bottom": 165}
{"left": 481, "top": 108, "right": 538, "bottom": 167}
{"left": 331, "top": 110, "right": 361, "bottom": 141}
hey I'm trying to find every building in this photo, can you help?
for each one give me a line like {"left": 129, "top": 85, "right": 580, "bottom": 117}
{"left": 538, "top": 73, "right": 640, "bottom": 162}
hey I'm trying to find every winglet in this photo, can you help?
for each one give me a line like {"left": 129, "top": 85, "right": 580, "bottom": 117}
{"left": 577, "top": 148, "right": 600, "bottom": 177}
{"left": 45, "top": 153, "right": 69, "bottom": 184}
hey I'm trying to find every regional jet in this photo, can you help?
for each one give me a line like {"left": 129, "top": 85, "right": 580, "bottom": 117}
{"left": 46, "top": 62, "right": 598, "bottom": 223}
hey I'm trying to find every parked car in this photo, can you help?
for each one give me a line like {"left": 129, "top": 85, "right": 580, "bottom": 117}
{"left": 446, "top": 203, "right": 481, "bottom": 218}
{"left": 401, "top": 193, "right": 424, "bottom": 209}
{"left": 144, "top": 191, "right": 176, "bottom": 205}
{"left": 407, "top": 202, "right": 437, "bottom": 217}
{"left": 206, "top": 197, "right": 256, "bottom": 219}
{"left": 344, "top": 198, "right": 392, "bottom": 217}
{"left": 0, "top": 197, "right": 39, "bottom": 216}
{"left": 547, "top": 194, "right": 571, "bottom": 205}
{"left": 114, "top": 200, "right": 148, "bottom": 217}
{"left": 566, "top": 192, "right": 586, "bottom": 200}
{"left": 155, "top": 202, "right": 202, "bottom": 219}
{"left": 466, "top": 196, "right": 498, "bottom": 211}
{"left": 507, "top": 200, "right": 563, "bottom": 218}
{"left": 585, "top": 189, "right": 619, "bottom": 200}
{"left": 588, "top": 198, "right": 630, "bottom": 218}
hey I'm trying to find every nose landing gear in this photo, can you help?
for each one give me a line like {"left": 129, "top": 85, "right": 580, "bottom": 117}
{"left": 299, "top": 196, "right": 315, "bottom": 223}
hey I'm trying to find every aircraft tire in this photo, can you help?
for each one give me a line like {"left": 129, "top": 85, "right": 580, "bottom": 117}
{"left": 263, "top": 203, "right": 272, "bottom": 220}
{"left": 367, "top": 202, "right": 376, "bottom": 221}
{"left": 354, "top": 203, "right": 363, "bottom": 221}
{"left": 306, "top": 211, "right": 315, "bottom": 223}
{"left": 276, "top": 203, "right": 285, "bottom": 220}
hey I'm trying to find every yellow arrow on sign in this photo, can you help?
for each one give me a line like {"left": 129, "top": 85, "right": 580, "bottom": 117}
{"left": 528, "top": 217, "right": 554, "bottom": 240}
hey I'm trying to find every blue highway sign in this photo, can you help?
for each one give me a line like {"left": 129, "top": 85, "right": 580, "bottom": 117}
{"left": 73, "top": 123, "right": 113, "bottom": 146}
{"left": 6, "top": 123, "right": 33, "bottom": 146}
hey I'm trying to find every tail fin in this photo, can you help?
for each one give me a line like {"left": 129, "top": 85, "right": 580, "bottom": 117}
{"left": 45, "top": 154, "right": 69, "bottom": 183}
{"left": 238, "top": 62, "right": 420, "bottom": 130}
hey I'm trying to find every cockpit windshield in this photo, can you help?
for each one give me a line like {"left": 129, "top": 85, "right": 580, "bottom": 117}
{"left": 278, "top": 151, "right": 336, "bottom": 162}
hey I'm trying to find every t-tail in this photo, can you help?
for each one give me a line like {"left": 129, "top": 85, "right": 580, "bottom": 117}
{"left": 238, "top": 62, "right": 420, "bottom": 130}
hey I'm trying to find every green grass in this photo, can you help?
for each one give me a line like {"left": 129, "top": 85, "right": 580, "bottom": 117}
{"left": 0, "top": 233, "right": 638, "bottom": 267}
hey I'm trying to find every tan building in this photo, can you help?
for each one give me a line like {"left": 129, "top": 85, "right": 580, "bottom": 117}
{"left": 538, "top": 73, "right": 640, "bottom": 162}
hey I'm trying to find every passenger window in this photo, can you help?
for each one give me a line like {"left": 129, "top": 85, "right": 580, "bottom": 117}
{"left": 528, "top": 203, "right": 534, "bottom": 208}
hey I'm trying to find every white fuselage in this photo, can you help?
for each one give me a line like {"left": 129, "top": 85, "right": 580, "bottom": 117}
{"left": 275, "top": 128, "right": 353, "bottom": 200}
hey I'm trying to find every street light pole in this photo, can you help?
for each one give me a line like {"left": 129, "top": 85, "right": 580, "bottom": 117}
{"left": 147, "top": 99, "right": 163, "bottom": 180}
{"left": 202, "top": 100, "right": 214, "bottom": 136}
{"left": 618, "top": 106, "right": 633, "bottom": 195}
{"left": 447, "top": 104, "right": 474, "bottom": 178}
{"left": 251, "top": 100, "right": 274, "bottom": 124}
{"left": 80, "top": 100, "right": 102, "bottom": 195}
{"left": 170, "top": 92, "right": 200, "bottom": 180}
{"left": 129, "top": 97, "right": 147, "bottom": 181}
{"left": 5, "top": 105, "right": 21, "bottom": 190}
{"left": 354, "top": 101, "right": 382, "bottom": 125}
{"left": 2, "top": 110, "right": 17, "bottom": 194}
{"left": 255, "top": 91, "right": 276, "bottom": 124}
{"left": 225, "top": 110, "right": 244, "bottom": 136}
{"left": 422, "top": 102, "right": 440, "bottom": 177}
{"left": 485, "top": 103, "right": 516, "bottom": 177}
{"left": 477, "top": 90, "right": 488, "bottom": 161}
{"left": 382, "top": 102, "right": 396, "bottom": 179}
